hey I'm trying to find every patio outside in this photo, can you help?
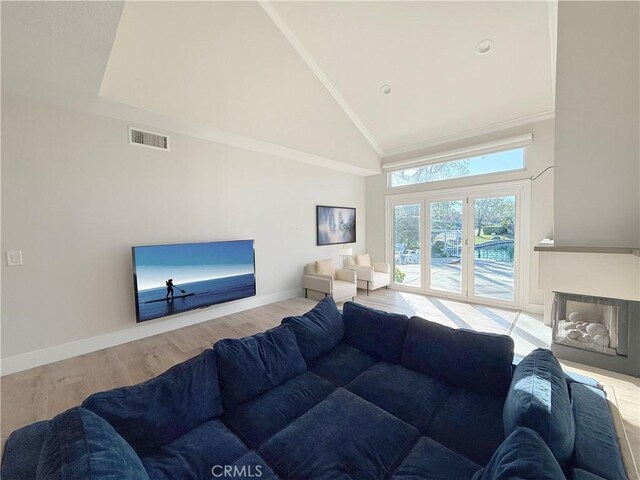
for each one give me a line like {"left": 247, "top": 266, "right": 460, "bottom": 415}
{"left": 393, "top": 196, "right": 516, "bottom": 301}
{"left": 395, "top": 256, "right": 514, "bottom": 301}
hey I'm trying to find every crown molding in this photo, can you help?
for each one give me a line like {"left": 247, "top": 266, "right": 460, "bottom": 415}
{"left": 259, "top": 1, "right": 384, "bottom": 157}
{"left": 382, "top": 110, "right": 555, "bottom": 160}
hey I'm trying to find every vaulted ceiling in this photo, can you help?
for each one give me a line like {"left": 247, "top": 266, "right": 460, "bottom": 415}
{"left": 2, "top": 1, "right": 556, "bottom": 175}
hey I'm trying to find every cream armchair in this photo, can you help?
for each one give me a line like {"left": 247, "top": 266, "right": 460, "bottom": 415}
{"left": 346, "top": 255, "right": 391, "bottom": 295}
{"left": 303, "top": 261, "right": 357, "bottom": 303}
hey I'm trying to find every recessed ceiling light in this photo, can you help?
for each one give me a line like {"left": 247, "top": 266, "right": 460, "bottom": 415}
{"left": 380, "top": 84, "right": 392, "bottom": 95}
{"left": 475, "top": 39, "right": 493, "bottom": 55}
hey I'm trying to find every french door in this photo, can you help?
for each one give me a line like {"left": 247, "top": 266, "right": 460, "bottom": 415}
{"left": 388, "top": 182, "right": 527, "bottom": 308}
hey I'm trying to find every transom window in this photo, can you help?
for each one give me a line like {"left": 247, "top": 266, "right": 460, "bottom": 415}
{"left": 389, "top": 148, "right": 525, "bottom": 188}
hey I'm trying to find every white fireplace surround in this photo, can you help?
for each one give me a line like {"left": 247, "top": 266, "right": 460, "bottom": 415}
{"left": 536, "top": 240, "right": 640, "bottom": 324}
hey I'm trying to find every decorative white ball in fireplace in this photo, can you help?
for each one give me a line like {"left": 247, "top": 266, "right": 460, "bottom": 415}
{"left": 568, "top": 311, "right": 586, "bottom": 323}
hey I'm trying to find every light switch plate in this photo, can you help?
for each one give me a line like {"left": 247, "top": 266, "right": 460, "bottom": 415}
{"left": 6, "top": 250, "right": 23, "bottom": 266}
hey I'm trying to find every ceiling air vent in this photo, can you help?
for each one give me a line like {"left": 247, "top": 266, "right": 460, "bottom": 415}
{"left": 129, "top": 127, "right": 170, "bottom": 151}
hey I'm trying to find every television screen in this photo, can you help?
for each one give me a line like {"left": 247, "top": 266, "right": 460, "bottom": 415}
{"left": 132, "top": 240, "right": 256, "bottom": 322}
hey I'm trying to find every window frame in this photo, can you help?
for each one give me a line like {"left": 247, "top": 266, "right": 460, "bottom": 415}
{"left": 387, "top": 147, "right": 527, "bottom": 189}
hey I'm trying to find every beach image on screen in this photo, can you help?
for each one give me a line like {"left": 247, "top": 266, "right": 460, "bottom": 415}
{"left": 133, "top": 240, "right": 256, "bottom": 322}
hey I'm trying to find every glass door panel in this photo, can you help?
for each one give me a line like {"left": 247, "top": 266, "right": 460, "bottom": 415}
{"left": 429, "top": 200, "right": 463, "bottom": 294}
{"left": 472, "top": 195, "right": 516, "bottom": 301}
{"left": 393, "top": 203, "right": 421, "bottom": 287}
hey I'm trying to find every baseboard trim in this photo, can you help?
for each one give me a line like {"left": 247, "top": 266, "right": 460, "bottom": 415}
{"left": 524, "top": 303, "right": 544, "bottom": 314}
{"left": 0, "top": 288, "right": 301, "bottom": 376}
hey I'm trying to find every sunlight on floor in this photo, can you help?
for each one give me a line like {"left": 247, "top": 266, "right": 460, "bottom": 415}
{"left": 398, "top": 292, "right": 551, "bottom": 357}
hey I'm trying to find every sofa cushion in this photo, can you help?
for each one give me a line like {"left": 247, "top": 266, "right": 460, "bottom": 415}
{"left": 472, "top": 427, "right": 567, "bottom": 480}
{"left": 572, "top": 469, "right": 608, "bottom": 480}
{"left": 426, "top": 388, "right": 505, "bottom": 466}
{"left": 392, "top": 436, "right": 481, "bottom": 480}
{"left": 82, "top": 349, "right": 222, "bottom": 456}
{"left": 503, "top": 348, "right": 574, "bottom": 467}
{"left": 215, "top": 325, "right": 307, "bottom": 408}
{"left": 343, "top": 302, "right": 409, "bottom": 363}
{"left": 564, "top": 370, "right": 600, "bottom": 389}
{"left": 570, "top": 383, "right": 627, "bottom": 480}
{"left": 346, "top": 362, "right": 449, "bottom": 430}
{"left": 308, "top": 342, "right": 378, "bottom": 386}
{"left": 222, "top": 371, "right": 335, "bottom": 449}
{"left": 141, "top": 419, "right": 247, "bottom": 480}
{"left": 282, "top": 297, "right": 345, "bottom": 362}
{"left": 1, "top": 420, "right": 50, "bottom": 480}
{"left": 36, "top": 407, "right": 148, "bottom": 480}
{"left": 227, "top": 453, "right": 279, "bottom": 480}
{"left": 259, "top": 388, "right": 418, "bottom": 480}
{"left": 402, "top": 316, "right": 514, "bottom": 397}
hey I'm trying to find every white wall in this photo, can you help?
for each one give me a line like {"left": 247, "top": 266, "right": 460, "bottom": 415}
{"left": 1, "top": 94, "right": 366, "bottom": 368}
{"left": 366, "top": 119, "right": 555, "bottom": 310}
{"left": 554, "top": 1, "right": 640, "bottom": 248}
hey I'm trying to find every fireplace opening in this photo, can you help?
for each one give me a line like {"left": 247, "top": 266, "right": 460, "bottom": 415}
{"left": 551, "top": 292, "right": 639, "bottom": 377}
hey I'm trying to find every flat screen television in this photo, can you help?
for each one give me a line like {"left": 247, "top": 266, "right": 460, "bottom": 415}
{"left": 132, "top": 240, "right": 256, "bottom": 322}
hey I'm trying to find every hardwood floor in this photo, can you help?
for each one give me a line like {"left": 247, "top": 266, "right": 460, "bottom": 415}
{"left": 2, "top": 289, "right": 639, "bottom": 477}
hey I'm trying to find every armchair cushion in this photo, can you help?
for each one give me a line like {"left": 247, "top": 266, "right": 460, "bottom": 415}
{"left": 347, "top": 265, "right": 374, "bottom": 282}
{"left": 332, "top": 279, "right": 358, "bottom": 302}
{"left": 356, "top": 254, "right": 371, "bottom": 266}
{"left": 334, "top": 268, "right": 356, "bottom": 283}
{"left": 315, "top": 259, "right": 335, "bottom": 278}
{"left": 282, "top": 297, "right": 345, "bottom": 362}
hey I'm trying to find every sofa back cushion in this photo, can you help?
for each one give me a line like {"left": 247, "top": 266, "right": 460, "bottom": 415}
{"left": 282, "top": 297, "right": 345, "bottom": 362}
{"left": 1, "top": 420, "right": 51, "bottom": 480}
{"left": 36, "top": 407, "right": 148, "bottom": 480}
{"left": 401, "top": 316, "right": 514, "bottom": 397}
{"left": 215, "top": 325, "right": 307, "bottom": 408}
{"left": 503, "top": 348, "right": 575, "bottom": 467}
{"left": 570, "top": 383, "right": 627, "bottom": 480}
{"left": 343, "top": 302, "right": 408, "bottom": 363}
{"left": 472, "top": 427, "right": 567, "bottom": 480}
{"left": 82, "top": 349, "right": 222, "bottom": 456}
{"left": 571, "top": 469, "right": 608, "bottom": 480}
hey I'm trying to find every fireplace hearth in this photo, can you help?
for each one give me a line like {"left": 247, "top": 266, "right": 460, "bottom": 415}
{"left": 551, "top": 292, "right": 639, "bottom": 377}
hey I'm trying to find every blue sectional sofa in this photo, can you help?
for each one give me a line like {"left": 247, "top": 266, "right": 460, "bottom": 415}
{"left": 2, "top": 298, "right": 629, "bottom": 480}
